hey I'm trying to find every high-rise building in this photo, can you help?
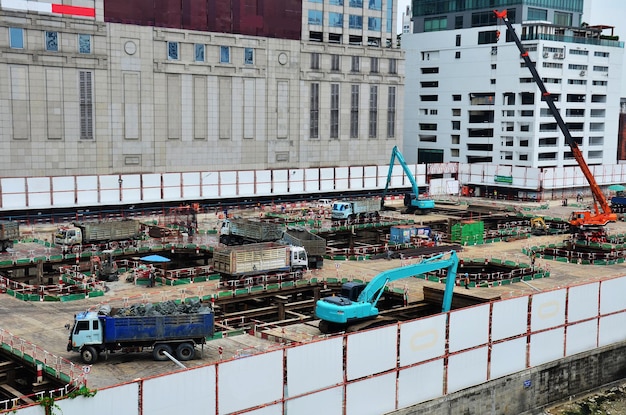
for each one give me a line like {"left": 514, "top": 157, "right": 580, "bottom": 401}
{"left": 0, "top": 0, "right": 403, "bottom": 178}
{"left": 402, "top": 0, "right": 623, "bottom": 168}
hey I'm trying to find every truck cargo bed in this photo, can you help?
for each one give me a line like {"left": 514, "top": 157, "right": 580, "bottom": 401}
{"left": 102, "top": 313, "right": 214, "bottom": 342}
{"left": 213, "top": 242, "right": 290, "bottom": 277}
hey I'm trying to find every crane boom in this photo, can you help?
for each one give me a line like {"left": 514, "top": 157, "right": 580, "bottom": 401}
{"left": 494, "top": 10, "right": 616, "bottom": 229}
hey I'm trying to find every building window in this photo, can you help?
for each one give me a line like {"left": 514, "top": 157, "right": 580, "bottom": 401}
{"left": 453, "top": 94, "right": 461, "bottom": 101}
{"left": 368, "top": 0, "right": 381, "bottom": 10}
{"left": 220, "top": 46, "right": 230, "bottom": 63}
{"left": 455, "top": 34, "right": 461, "bottom": 47}
{"left": 424, "top": 16, "right": 447, "bottom": 32}
{"left": 244, "top": 48, "right": 254, "bottom": 64}
{"left": 351, "top": 56, "right": 360, "bottom": 72}
{"left": 368, "top": 17, "right": 381, "bottom": 31}
{"left": 45, "top": 31, "right": 58, "bottom": 51}
{"left": 329, "top": 12, "right": 343, "bottom": 27}
{"left": 350, "top": 85, "right": 359, "bottom": 138}
{"left": 554, "top": 11, "right": 572, "bottom": 26}
{"left": 311, "top": 53, "right": 320, "bottom": 70}
{"left": 330, "top": 0, "right": 343, "bottom": 4}
{"left": 79, "top": 71, "right": 93, "bottom": 140}
{"left": 478, "top": 30, "right": 498, "bottom": 44}
{"left": 330, "top": 84, "right": 340, "bottom": 139}
{"left": 452, "top": 121, "right": 460, "bottom": 130}
{"left": 370, "top": 57, "right": 379, "bottom": 73}
{"left": 308, "top": 10, "right": 323, "bottom": 25}
{"left": 9, "top": 27, "right": 24, "bottom": 49}
{"left": 349, "top": 15, "right": 363, "bottom": 29}
{"left": 78, "top": 34, "right": 91, "bottom": 54}
{"left": 195, "top": 44, "right": 205, "bottom": 62}
{"left": 528, "top": 8, "right": 547, "bottom": 21}
{"left": 455, "top": 51, "right": 461, "bottom": 59}
{"left": 349, "top": 0, "right": 363, "bottom": 7}
{"left": 387, "top": 86, "right": 396, "bottom": 138}
{"left": 389, "top": 58, "right": 397, "bottom": 74}
{"left": 168, "top": 41, "right": 179, "bottom": 60}
{"left": 451, "top": 149, "right": 459, "bottom": 157}
{"left": 331, "top": 55, "right": 340, "bottom": 71}
{"left": 455, "top": 15, "right": 463, "bottom": 29}
{"left": 369, "top": 86, "right": 378, "bottom": 138}
{"left": 310, "top": 83, "right": 319, "bottom": 139}
{"left": 594, "top": 51, "right": 609, "bottom": 58}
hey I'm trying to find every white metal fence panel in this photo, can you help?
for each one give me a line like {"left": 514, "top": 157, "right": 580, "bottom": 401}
{"left": 397, "top": 360, "right": 445, "bottom": 407}
{"left": 140, "top": 173, "right": 161, "bottom": 201}
{"left": 217, "top": 351, "right": 283, "bottom": 415}
{"left": 346, "top": 325, "right": 397, "bottom": 381}
{"left": 447, "top": 346, "right": 488, "bottom": 393}
{"left": 57, "top": 383, "right": 138, "bottom": 415}
{"left": 76, "top": 175, "right": 98, "bottom": 205}
{"left": 320, "top": 167, "right": 335, "bottom": 191}
{"left": 363, "top": 165, "right": 378, "bottom": 189}
{"left": 162, "top": 173, "right": 182, "bottom": 200}
{"left": 304, "top": 168, "right": 320, "bottom": 193}
{"left": 335, "top": 167, "right": 349, "bottom": 191}
{"left": 529, "top": 328, "right": 565, "bottom": 366}
{"left": 346, "top": 372, "right": 396, "bottom": 415}
{"left": 244, "top": 404, "right": 283, "bottom": 415}
{"left": 598, "top": 312, "right": 626, "bottom": 346}
{"left": 531, "top": 289, "right": 566, "bottom": 332}
{"left": 600, "top": 276, "right": 626, "bottom": 315}
{"left": 448, "top": 304, "right": 490, "bottom": 352}
{"left": 286, "top": 387, "right": 343, "bottom": 415}
{"left": 399, "top": 314, "right": 447, "bottom": 366}
{"left": 144, "top": 367, "right": 214, "bottom": 415}
{"left": 286, "top": 337, "right": 343, "bottom": 396}
{"left": 237, "top": 170, "right": 256, "bottom": 196}
{"left": 566, "top": 320, "right": 599, "bottom": 356}
{"left": 490, "top": 337, "right": 527, "bottom": 379}
{"left": 200, "top": 170, "right": 220, "bottom": 198}
{"left": 491, "top": 296, "right": 528, "bottom": 341}
{"left": 51, "top": 176, "right": 75, "bottom": 207}
{"left": 255, "top": 170, "right": 272, "bottom": 194}
{"left": 272, "top": 170, "right": 288, "bottom": 194}
{"left": 289, "top": 169, "right": 305, "bottom": 193}
{"left": 568, "top": 283, "right": 600, "bottom": 323}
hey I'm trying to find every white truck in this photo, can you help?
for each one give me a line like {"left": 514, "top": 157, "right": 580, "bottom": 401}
{"left": 331, "top": 199, "right": 382, "bottom": 221}
{"left": 212, "top": 242, "right": 308, "bottom": 278}
{"left": 55, "top": 219, "right": 142, "bottom": 246}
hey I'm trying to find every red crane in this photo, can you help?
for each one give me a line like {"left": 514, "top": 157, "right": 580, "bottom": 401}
{"left": 494, "top": 9, "right": 617, "bottom": 232}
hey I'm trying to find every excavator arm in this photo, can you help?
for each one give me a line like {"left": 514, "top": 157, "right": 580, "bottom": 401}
{"left": 494, "top": 10, "right": 616, "bottom": 228}
{"left": 315, "top": 251, "right": 459, "bottom": 331}
{"left": 383, "top": 146, "right": 435, "bottom": 213}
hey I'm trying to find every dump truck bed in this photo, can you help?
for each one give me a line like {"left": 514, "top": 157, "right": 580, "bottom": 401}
{"left": 101, "top": 313, "right": 214, "bottom": 343}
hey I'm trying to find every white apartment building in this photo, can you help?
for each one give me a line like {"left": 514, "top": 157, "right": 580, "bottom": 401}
{"left": 403, "top": 0, "right": 623, "bottom": 168}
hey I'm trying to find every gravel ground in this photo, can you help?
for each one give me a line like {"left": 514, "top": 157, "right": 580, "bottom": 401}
{"left": 545, "top": 383, "right": 626, "bottom": 415}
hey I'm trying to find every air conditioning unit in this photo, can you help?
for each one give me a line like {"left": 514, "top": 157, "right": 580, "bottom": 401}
{"left": 553, "top": 53, "right": 560, "bottom": 59}
{"left": 579, "top": 70, "right": 586, "bottom": 76}
{"left": 543, "top": 52, "right": 549, "bottom": 58}
{"left": 558, "top": 53, "right": 565, "bottom": 59}
{"left": 491, "top": 49, "right": 497, "bottom": 55}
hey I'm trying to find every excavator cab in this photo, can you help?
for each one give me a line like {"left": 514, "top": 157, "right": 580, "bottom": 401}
{"left": 340, "top": 282, "right": 367, "bottom": 302}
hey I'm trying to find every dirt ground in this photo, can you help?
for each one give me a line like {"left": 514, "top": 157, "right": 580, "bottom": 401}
{"left": 545, "top": 383, "right": 626, "bottom": 415}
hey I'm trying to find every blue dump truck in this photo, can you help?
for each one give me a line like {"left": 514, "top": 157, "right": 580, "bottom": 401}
{"left": 67, "top": 308, "right": 214, "bottom": 364}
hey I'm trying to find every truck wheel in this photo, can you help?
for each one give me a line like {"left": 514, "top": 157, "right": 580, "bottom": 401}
{"left": 81, "top": 346, "right": 98, "bottom": 364}
{"left": 176, "top": 343, "right": 195, "bottom": 361}
{"left": 153, "top": 344, "right": 173, "bottom": 361}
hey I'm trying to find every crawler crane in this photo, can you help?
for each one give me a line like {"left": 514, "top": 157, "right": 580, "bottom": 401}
{"left": 494, "top": 10, "right": 617, "bottom": 237}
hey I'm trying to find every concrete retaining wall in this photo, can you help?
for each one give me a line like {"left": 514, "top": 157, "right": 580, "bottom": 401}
{"left": 391, "top": 342, "right": 626, "bottom": 415}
